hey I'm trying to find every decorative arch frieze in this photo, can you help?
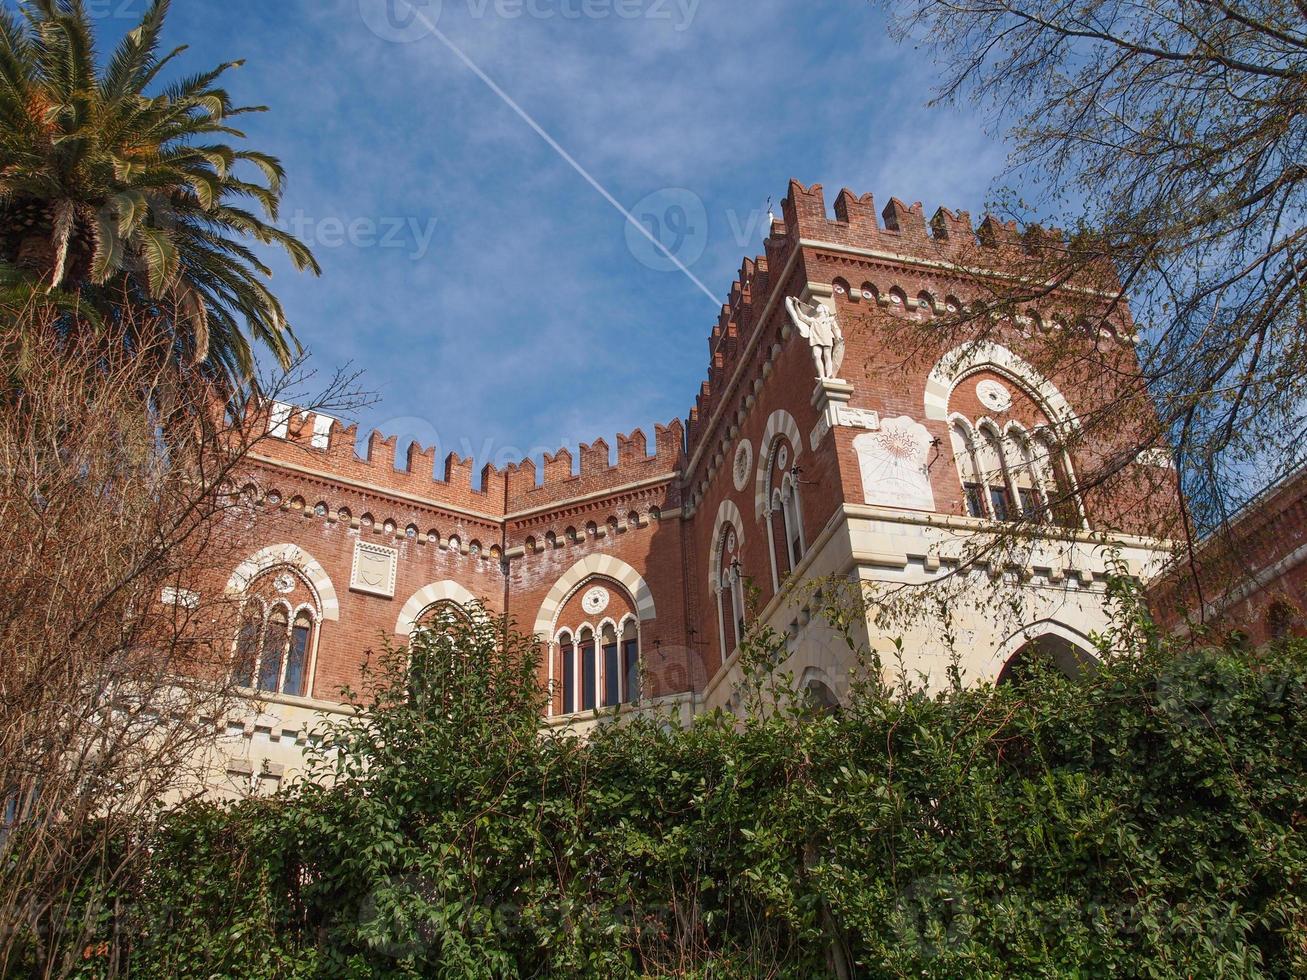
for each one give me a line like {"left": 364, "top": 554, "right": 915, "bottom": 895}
{"left": 534, "top": 555, "right": 656, "bottom": 639}
{"left": 394, "top": 580, "right": 484, "bottom": 635}
{"left": 226, "top": 544, "right": 340, "bottom": 621}
{"left": 924, "top": 342, "right": 1080, "bottom": 432}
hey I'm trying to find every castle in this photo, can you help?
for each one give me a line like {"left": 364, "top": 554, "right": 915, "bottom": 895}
{"left": 208, "top": 180, "right": 1184, "bottom": 795}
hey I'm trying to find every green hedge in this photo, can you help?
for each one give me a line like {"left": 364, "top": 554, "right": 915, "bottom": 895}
{"left": 93, "top": 601, "right": 1307, "bottom": 978}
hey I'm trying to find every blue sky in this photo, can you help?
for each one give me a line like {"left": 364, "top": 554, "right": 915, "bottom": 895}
{"left": 89, "top": 0, "right": 1010, "bottom": 474}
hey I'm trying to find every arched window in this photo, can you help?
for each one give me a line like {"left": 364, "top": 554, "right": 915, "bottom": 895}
{"left": 601, "top": 622, "right": 620, "bottom": 707}
{"left": 1004, "top": 424, "right": 1047, "bottom": 522}
{"left": 781, "top": 474, "right": 805, "bottom": 569}
{"left": 579, "top": 627, "right": 598, "bottom": 712}
{"left": 764, "top": 436, "right": 804, "bottom": 590}
{"left": 288, "top": 610, "right": 312, "bottom": 693}
{"left": 949, "top": 419, "right": 988, "bottom": 518}
{"left": 621, "top": 620, "right": 640, "bottom": 702}
{"left": 948, "top": 412, "right": 1083, "bottom": 528}
{"left": 259, "top": 606, "right": 289, "bottom": 692}
{"left": 553, "top": 584, "right": 643, "bottom": 715}
{"left": 717, "top": 524, "right": 746, "bottom": 659}
{"left": 230, "top": 568, "right": 318, "bottom": 697}
{"left": 560, "top": 630, "right": 576, "bottom": 714}
{"left": 969, "top": 422, "right": 1012, "bottom": 521}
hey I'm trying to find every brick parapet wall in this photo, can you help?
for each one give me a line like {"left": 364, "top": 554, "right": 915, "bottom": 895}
{"left": 1150, "top": 468, "right": 1307, "bottom": 642}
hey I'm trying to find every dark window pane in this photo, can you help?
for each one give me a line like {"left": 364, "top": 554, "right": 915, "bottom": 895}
{"left": 581, "top": 640, "right": 596, "bottom": 711}
{"left": 772, "top": 511, "right": 790, "bottom": 578}
{"left": 284, "top": 619, "right": 311, "bottom": 696}
{"left": 259, "top": 611, "right": 288, "bottom": 693}
{"left": 603, "top": 642, "right": 619, "bottom": 707}
{"left": 989, "top": 487, "right": 1013, "bottom": 522}
{"left": 233, "top": 615, "right": 259, "bottom": 687}
{"left": 1018, "top": 487, "right": 1043, "bottom": 522}
{"left": 562, "top": 643, "right": 575, "bottom": 714}
{"left": 963, "top": 483, "right": 986, "bottom": 518}
{"left": 622, "top": 639, "right": 639, "bottom": 703}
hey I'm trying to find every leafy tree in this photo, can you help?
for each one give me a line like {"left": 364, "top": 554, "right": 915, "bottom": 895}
{"left": 874, "top": 0, "right": 1307, "bottom": 537}
{"left": 0, "top": 0, "right": 318, "bottom": 392}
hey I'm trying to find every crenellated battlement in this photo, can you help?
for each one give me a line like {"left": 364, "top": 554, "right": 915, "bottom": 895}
{"left": 247, "top": 179, "right": 1125, "bottom": 521}
{"left": 780, "top": 179, "right": 1087, "bottom": 265}
{"left": 251, "top": 397, "right": 683, "bottom": 518}
{"left": 683, "top": 179, "right": 1126, "bottom": 465}
{"left": 503, "top": 419, "right": 684, "bottom": 510}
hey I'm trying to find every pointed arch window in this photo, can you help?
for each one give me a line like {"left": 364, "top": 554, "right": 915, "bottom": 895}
{"left": 601, "top": 622, "right": 620, "bottom": 708}
{"left": 781, "top": 474, "right": 805, "bottom": 569}
{"left": 764, "top": 436, "right": 805, "bottom": 591}
{"left": 560, "top": 631, "right": 576, "bottom": 714}
{"left": 949, "top": 414, "right": 1083, "bottom": 528}
{"left": 579, "top": 627, "right": 598, "bottom": 712}
{"left": 230, "top": 572, "right": 318, "bottom": 697}
{"left": 717, "top": 524, "right": 746, "bottom": 658}
{"left": 621, "top": 620, "right": 640, "bottom": 702}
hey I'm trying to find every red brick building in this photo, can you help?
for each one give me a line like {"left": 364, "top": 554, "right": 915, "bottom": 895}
{"left": 1149, "top": 466, "right": 1307, "bottom": 645}
{"left": 209, "top": 180, "right": 1182, "bottom": 791}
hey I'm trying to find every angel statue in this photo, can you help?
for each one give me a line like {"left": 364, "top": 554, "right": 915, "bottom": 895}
{"left": 785, "top": 296, "right": 845, "bottom": 380}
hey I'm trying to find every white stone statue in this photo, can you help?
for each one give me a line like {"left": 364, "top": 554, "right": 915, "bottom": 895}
{"left": 785, "top": 296, "right": 845, "bottom": 379}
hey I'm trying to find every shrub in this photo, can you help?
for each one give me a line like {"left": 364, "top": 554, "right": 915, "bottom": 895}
{"left": 90, "top": 602, "right": 1307, "bottom": 978}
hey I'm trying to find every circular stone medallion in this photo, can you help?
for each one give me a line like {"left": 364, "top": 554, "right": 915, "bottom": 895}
{"left": 581, "top": 586, "right": 610, "bottom": 616}
{"left": 733, "top": 440, "right": 753, "bottom": 492}
{"left": 976, "top": 379, "right": 1013, "bottom": 413}
{"left": 273, "top": 571, "right": 297, "bottom": 594}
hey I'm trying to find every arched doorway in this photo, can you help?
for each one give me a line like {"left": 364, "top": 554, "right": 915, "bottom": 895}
{"left": 996, "top": 632, "right": 1099, "bottom": 686}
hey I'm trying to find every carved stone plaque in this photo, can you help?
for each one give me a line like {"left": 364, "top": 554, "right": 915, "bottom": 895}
{"left": 853, "top": 416, "right": 936, "bottom": 512}
{"left": 838, "top": 407, "right": 880, "bottom": 430}
{"left": 733, "top": 440, "right": 753, "bottom": 492}
{"left": 351, "top": 540, "right": 398, "bottom": 598}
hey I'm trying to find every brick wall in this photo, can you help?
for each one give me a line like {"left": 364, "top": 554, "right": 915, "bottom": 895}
{"left": 218, "top": 178, "right": 1188, "bottom": 710}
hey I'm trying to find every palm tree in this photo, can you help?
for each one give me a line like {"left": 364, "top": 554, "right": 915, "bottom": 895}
{"left": 0, "top": 0, "right": 319, "bottom": 393}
